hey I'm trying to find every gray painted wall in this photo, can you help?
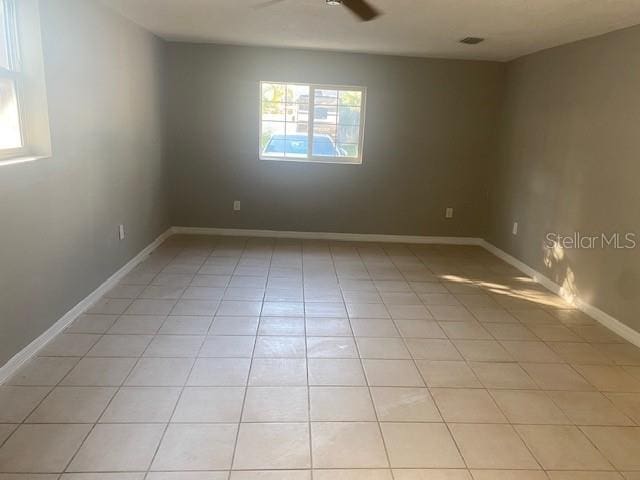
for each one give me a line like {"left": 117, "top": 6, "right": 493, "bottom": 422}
{"left": 3, "top": 4, "right": 640, "bottom": 367}
{"left": 488, "top": 25, "right": 640, "bottom": 331}
{"left": 166, "top": 43, "right": 505, "bottom": 237}
{"left": 0, "top": 0, "right": 170, "bottom": 365}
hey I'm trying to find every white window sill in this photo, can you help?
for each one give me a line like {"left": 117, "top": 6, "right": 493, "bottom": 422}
{"left": 0, "top": 154, "right": 49, "bottom": 166}
{"left": 259, "top": 156, "right": 363, "bottom": 165}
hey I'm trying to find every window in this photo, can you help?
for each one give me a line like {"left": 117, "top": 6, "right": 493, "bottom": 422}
{"left": 260, "top": 81, "right": 366, "bottom": 164}
{"left": 0, "top": 0, "right": 23, "bottom": 158}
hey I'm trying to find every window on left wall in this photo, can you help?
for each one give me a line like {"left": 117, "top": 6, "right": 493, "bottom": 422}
{"left": 0, "top": 0, "right": 24, "bottom": 158}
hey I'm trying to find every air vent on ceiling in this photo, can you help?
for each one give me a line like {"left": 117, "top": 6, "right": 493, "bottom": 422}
{"left": 460, "top": 37, "right": 485, "bottom": 45}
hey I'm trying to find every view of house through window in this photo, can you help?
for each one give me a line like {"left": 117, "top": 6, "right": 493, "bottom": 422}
{"left": 260, "top": 81, "right": 366, "bottom": 164}
{"left": 0, "top": 0, "right": 23, "bottom": 155}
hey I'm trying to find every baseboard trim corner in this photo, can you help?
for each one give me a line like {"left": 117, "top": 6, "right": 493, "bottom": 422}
{"left": 0, "top": 227, "right": 173, "bottom": 384}
{"left": 171, "top": 226, "right": 484, "bottom": 246}
{"left": 480, "top": 240, "right": 640, "bottom": 348}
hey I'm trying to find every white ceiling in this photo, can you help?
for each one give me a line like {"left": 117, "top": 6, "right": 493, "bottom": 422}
{"left": 100, "top": 0, "right": 640, "bottom": 61}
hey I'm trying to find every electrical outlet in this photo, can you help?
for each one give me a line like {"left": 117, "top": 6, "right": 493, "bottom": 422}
{"left": 118, "top": 224, "right": 125, "bottom": 240}
{"left": 233, "top": 201, "right": 241, "bottom": 211}
{"left": 512, "top": 222, "right": 519, "bottom": 235}
{"left": 445, "top": 207, "right": 454, "bottom": 219}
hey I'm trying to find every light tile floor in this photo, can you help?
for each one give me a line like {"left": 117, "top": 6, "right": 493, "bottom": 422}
{"left": 2, "top": 235, "right": 640, "bottom": 479}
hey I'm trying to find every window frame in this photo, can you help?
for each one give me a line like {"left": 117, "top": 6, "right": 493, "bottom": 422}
{"left": 0, "top": 0, "right": 26, "bottom": 160}
{"left": 259, "top": 81, "right": 367, "bottom": 165}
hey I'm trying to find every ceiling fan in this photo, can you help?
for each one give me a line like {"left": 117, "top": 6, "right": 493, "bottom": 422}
{"left": 254, "top": 0, "right": 381, "bottom": 22}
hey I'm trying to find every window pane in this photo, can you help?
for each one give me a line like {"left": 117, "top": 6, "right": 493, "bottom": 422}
{"left": 338, "top": 106, "right": 361, "bottom": 126}
{"left": 337, "top": 143, "right": 359, "bottom": 158}
{"left": 312, "top": 125, "right": 339, "bottom": 157}
{"left": 261, "top": 83, "right": 286, "bottom": 103}
{"left": 286, "top": 84, "right": 309, "bottom": 104}
{"left": 285, "top": 120, "right": 308, "bottom": 136}
{"left": 339, "top": 90, "right": 362, "bottom": 106}
{"left": 313, "top": 105, "right": 337, "bottom": 125}
{"left": 283, "top": 136, "right": 309, "bottom": 158}
{"left": 314, "top": 89, "right": 338, "bottom": 106}
{"left": 285, "top": 103, "right": 309, "bottom": 124}
{"left": 261, "top": 121, "right": 285, "bottom": 156}
{"left": 313, "top": 124, "right": 336, "bottom": 142}
{"left": 262, "top": 101, "right": 285, "bottom": 122}
{"left": 284, "top": 120, "right": 309, "bottom": 159}
{"left": 0, "top": 77, "right": 22, "bottom": 149}
{"left": 287, "top": 103, "right": 309, "bottom": 123}
{"left": 262, "top": 127, "right": 309, "bottom": 159}
{"left": 312, "top": 135, "right": 340, "bottom": 157}
{"left": 338, "top": 125, "right": 359, "bottom": 144}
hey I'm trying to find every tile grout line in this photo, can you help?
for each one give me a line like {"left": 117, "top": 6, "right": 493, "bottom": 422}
{"left": 105, "top": 242, "right": 198, "bottom": 475}
{"left": 301, "top": 240, "right": 315, "bottom": 478}
{"left": 228, "top": 235, "right": 263, "bottom": 474}
{"left": 388, "top": 246, "right": 472, "bottom": 476}
{"left": 351, "top": 244, "right": 397, "bottom": 479}
{"left": 89, "top": 242, "right": 185, "bottom": 478}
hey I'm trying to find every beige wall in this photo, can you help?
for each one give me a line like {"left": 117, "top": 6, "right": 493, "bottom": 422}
{"left": 488, "top": 25, "right": 640, "bottom": 331}
{"left": 0, "top": 0, "right": 170, "bottom": 365}
{"left": 166, "top": 43, "right": 505, "bottom": 237}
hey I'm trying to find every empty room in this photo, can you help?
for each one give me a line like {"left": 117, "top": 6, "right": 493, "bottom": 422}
{"left": 2, "top": 0, "right": 640, "bottom": 478}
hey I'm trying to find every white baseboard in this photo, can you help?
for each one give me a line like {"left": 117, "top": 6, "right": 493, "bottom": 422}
{"left": 0, "top": 228, "right": 173, "bottom": 384}
{"left": 481, "top": 240, "right": 640, "bottom": 348}
{"left": 171, "top": 226, "right": 484, "bottom": 246}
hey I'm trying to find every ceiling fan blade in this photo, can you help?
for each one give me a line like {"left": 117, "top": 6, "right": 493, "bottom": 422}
{"left": 252, "top": 0, "right": 287, "bottom": 10}
{"left": 342, "top": 0, "right": 380, "bottom": 21}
